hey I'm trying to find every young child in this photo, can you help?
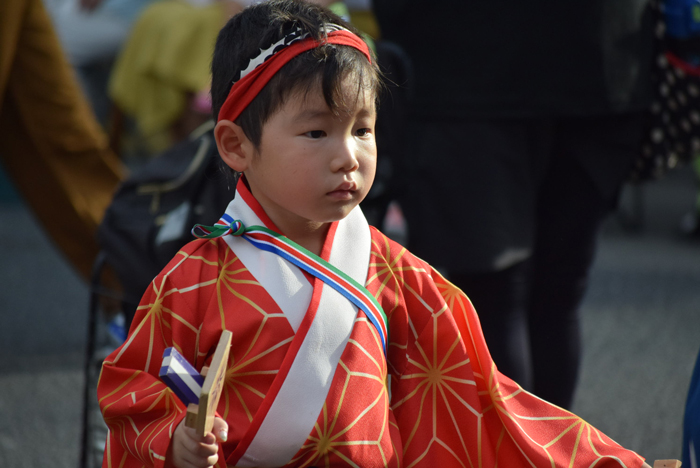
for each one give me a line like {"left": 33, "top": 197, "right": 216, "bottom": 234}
{"left": 97, "top": 1, "right": 652, "bottom": 467}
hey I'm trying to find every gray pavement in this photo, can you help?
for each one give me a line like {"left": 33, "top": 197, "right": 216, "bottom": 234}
{"left": 1, "top": 166, "right": 699, "bottom": 467}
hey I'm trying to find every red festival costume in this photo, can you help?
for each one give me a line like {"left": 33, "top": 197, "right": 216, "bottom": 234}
{"left": 98, "top": 183, "right": 644, "bottom": 468}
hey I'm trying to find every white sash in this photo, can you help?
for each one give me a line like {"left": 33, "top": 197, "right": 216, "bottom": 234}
{"left": 222, "top": 192, "right": 371, "bottom": 467}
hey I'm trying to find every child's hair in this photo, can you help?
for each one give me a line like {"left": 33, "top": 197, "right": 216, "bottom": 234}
{"left": 211, "top": 0, "right": 380, "bottom": 148}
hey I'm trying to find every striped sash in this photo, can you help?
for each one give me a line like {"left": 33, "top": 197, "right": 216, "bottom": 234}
{"left": 192, "top": 214, "right": 388, "bottom": 355}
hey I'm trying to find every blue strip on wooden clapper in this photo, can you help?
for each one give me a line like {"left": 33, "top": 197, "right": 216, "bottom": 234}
{"left": 159, "top": 348, "right": 205, "bottom": 406}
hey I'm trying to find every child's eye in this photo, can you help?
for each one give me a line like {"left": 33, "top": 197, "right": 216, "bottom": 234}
{"left": 356, "top": 128, "right": 372, "bottom": 137}
{"left": 305, "top": 130, "right": 326, "bottom": 139}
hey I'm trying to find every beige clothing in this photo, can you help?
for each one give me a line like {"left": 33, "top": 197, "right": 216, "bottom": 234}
{"left": 0, "top": 0, "right": 125, "bottom": 281}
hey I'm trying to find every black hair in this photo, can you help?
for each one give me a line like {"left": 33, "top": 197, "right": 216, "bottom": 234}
{"left": 211, "top": 0, "right": 380, "bottom": 148}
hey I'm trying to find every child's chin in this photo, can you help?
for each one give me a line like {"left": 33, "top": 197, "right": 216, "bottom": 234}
{"left": 321, "top": 205, "right": 358, "bottom": 223}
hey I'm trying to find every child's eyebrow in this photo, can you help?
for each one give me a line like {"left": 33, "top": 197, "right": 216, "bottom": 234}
{"left": 294, "top": 108, "right": 333, "bottom": 120}
{"left": 294, "top": 105, "right": 376, "bottom": 122}
{"left": 355, "top": 107, "right": 375, "bottom": 118}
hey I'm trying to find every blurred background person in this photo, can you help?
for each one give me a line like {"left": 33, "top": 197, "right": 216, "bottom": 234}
{"left": 371, "top": 0, "right": 654, "bottom": 410}
{"left": 1, "top": 0, "right": 125, "bottom": 282}
{"left": 105, "top": 0, "right": 236, "bottom": 155}
{"left": 43, "top": 0, "right": 158, "bottom": 125}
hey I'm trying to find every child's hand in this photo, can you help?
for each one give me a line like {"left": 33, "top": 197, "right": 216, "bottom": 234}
{"left": 168, "top": 417, "right": 228, "bottom": 468}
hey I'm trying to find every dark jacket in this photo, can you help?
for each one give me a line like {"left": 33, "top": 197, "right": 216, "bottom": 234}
{"left": 372, "top": 0, "right": 654, "bottom": 118}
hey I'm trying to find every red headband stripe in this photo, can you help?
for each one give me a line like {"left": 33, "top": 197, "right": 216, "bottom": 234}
{"left": 217, "top": 30, "right": 371, "bottom": 123}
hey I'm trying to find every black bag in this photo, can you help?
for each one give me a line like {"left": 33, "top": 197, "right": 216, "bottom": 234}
{"left": 97, "top": 122, "right": 237, "bottom": 313}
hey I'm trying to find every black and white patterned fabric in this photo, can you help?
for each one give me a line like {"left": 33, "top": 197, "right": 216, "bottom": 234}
{"left": 232, "top": 24, "right": 347, "bottom": 84}
{"left": 636, "top": 0, "right": 700, "bottom": 180}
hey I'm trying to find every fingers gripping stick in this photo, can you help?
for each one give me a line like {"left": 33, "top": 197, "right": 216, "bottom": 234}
{"left": 159, "top": 330, "right": 233, "bottom": 437}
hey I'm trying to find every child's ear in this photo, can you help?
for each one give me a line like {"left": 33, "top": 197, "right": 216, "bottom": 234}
{"left": 214, "top": 120, "right": 254, "bottom": 172}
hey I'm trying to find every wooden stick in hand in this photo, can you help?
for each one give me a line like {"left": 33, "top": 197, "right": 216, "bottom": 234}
{"left": 185, "top": 330, "right": 232, "bottom": 437}
{"left": 654, "top": 460, "right": 682, "bottom": 468}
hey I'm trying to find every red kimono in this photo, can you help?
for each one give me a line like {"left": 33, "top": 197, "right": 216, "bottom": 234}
{"left": 98, "top": 185, "right": 644, "bottom": 468}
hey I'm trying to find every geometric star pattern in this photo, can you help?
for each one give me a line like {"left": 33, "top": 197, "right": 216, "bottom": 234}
{"left": 98, "top": 228, "right": 645, "bottom": 468}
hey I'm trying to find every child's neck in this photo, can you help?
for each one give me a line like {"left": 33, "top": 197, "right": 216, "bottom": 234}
{"left": 283, "top": 221, "right": 330, "bottom": 257}
{"left": 242, "top": 179, "right": 331, "bottom": 257}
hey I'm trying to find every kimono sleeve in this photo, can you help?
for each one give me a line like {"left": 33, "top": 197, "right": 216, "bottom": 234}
{"left": 97, "top": 253, "right": 211, "bottom": 468}
{"left": 388, "top": 259, "right": 646, "bottom": 468}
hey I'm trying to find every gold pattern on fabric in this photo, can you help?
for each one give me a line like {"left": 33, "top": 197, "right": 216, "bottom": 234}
{"left": 98, "top": 230, "right": 644, "bottom": 468}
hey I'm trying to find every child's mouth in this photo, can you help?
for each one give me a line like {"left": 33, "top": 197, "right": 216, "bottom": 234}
{"left": 328, "top": 181, "right": 357, "bottom": 199}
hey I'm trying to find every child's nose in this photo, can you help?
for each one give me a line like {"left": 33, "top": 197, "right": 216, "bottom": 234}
{"left": 332, "top": 138, "right": 359, "bottom": 172}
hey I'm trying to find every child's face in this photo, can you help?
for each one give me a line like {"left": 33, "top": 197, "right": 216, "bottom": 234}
{"left": 244, "top": 78, "right": 377, "bottom": 236}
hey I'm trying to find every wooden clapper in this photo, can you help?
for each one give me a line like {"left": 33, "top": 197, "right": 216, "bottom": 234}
{"left": 159, "top": 330, "right": 233, "bottom": 436}
{"left": 654, "top": 461, "right": 682, "bottom": 468}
